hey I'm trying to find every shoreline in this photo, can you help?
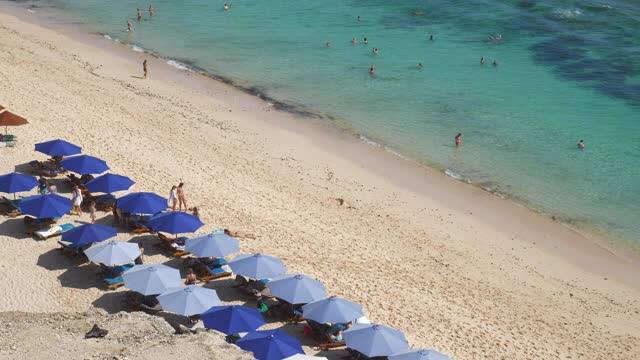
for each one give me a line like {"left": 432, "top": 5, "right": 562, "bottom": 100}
{"left": 1, "top": 2, "right": 640, "bottom": 359}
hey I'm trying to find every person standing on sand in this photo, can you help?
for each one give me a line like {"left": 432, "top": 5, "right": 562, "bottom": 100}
{"left": 177, "top": 182, "right": 188, "bottom": 212}
{"left": 455, "top": 133, "right": 462, "bottom": 147}
{"left": 137, "top": 8, "right": 142, "bottom": 21}
{"left": 168, "top": 185, "right": 178, "bottom": 211}
{"left": 89, "top": 201, "right": 97, "bottom": 224}
{"left": 578, "top": 139, "right": 585, "bottom": 149}
{"left": 143, "top": 59, "right": 148, "bottom": 79}
{"left": 149, "top": 4, "right": 154, "bottom": 17}
{"left": 71, "top": 185, "right": 83, "bottom": 216}
{"left": 127, "top": 21, "right": 132, "bottom": 33}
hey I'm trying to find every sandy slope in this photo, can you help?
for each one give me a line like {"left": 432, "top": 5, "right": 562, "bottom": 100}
{"left": 0, "top": 8, "right": 639, "bottom": 360}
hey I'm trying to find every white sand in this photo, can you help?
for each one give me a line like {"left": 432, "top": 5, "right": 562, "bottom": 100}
{"left": 0, "top": 6, "right": 639, "bottom": 359}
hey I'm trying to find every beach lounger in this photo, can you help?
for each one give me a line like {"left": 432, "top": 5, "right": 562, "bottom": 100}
{"left": 318, "top": 333, "right": 346, "bottom": 350}
{"left": 194, "top": 262, "right": 232, "bottom": 282}
{"left": 0, "top": 141, "right": 16, "bottom": 148}
{"left": 1, "top": 196, "right": 22, "bottom": 217}
{"left": 24, "top": 216, "right": 60, "bottom": 236}
{"left": 156, "top": 233, "right": 190, "bottom": 257}
{"left": 103, "top": 275, "right": 124, "bottom": 290}
{"left": 0, "top": 134, "right": 17, "bottom": 142}
{"left": 57, "top": 241, "right": 84, "bottom": 256}
{"left": 34, "top": 223, "right": 75, "bottom": 240}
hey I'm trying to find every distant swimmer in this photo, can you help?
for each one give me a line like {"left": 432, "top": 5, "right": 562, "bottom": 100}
{"left": 326, "top": 41, "right": 331, "bottom": 48}
{"left": 455, "top": 133, "right": 462, "bottom": 147}
{"left": 149, "top": 4, "right": 154, "bottom": 17}
{"left": 127, "top": 20, "right": 132, "bottom": 32}
{"left": 224, "top": 3, "right": 230, "bottom": 10}
{"left": 418, "top": 63, "right": 423, "bottom": 70}
{"left": 351, "top": 37, "right": 357, "bottom": 45}
{"left": 143, "top": 59, "right": 148, "bottom": 79}
{"left": 137, "top": 8, "right": 142, "bottom": 21}
{"left": 357, "top": 15, "right": 361, "bottom": 22}
{"left": 369, "top": 65, "right": 375, "bottom": 75}
{"left": 372, "top": 47, "right": 379, "bottom": 55}
{"left": 429, "top": 34, "right": 434, "bottom": 41}
{"left": 493, "top": 59, "right": 499, "bottom": 66}
{"left": 489, "top": 34, "right": 502, "bottom": 41}
{"left": 578, "top": 139, "right": 585, "bottom": 149}
{"left": 364, "top": 37, "right": 368, "bottom": 44}
{"left": 480, "top": 57, "right": 485, "bottom": 65}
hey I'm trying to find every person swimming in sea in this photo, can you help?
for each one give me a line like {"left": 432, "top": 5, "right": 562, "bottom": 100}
{"left": 127, "top": 20, "right": 132, "bottom": 32}
{"left": 429, "top": 34, "right": 434, "bottom": 41}
{"left": 224, "top": 3, "right": 230, "bottom": 10}
{"left": 351, "top": 37, "right": 357, "bottom": 45}
{"left": 357, "top": 15, "right": 361, "bottom": 22}
{"left": 149, "top": 4, "right": 154, "bottom": 17}
{"left": 364, "top": 37, "right": 368, "bottom": 45}
{"left": 578, "top": 139, "right": 585, "bottom": 149}
{"left": 137, "top": 8, "right": 142, "bottom": 21}
{"left": 455, "top": 133, "right": 462, "bottom": 147}
{"left": 493, "top": 59, "right": 499, "bottom": 66}
{"left": 372, "top": 47, "right": 379, "bottom": 55}
{"left": 326, "top": 41, "right": 331, "bottom": 48}
{"left": 369, "top": 65, "right": 375, "bottom": 75}
{"left": 418, "top": 63, "right": 423, "bottom": 70}
{"left": 480, "top": 57, "right": 486, "bottom": 65}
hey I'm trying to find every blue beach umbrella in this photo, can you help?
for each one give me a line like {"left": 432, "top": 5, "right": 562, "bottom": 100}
{"left": 0, "top": 173, "right": 39, "bottom": 194}
{"left": 283, "top": 356, "right": 328, "bottom": 360}
{"left": 84, "top": 173, "right": 135, "bottom": 193}
{"left": 148, "top": 211, "right": 204, "bottom": 235}
{"left": 201, "top": 305, "right": 266, "bottom": 334}
{"left": 389, "top": 349, "right": 452, "bottom": 360}
{"left": 236, "top": 330, "right": 304, "bottom": 360}
{"left": 35, "top": 139, "right": 81, "bottom": 156}
{"left": 185, "top": 233, "right": 240, "bottom": 258}
{"left": 157, "top": 285, "right": 221, "bottom": 316}
{"left": 301, "top": 296, "right": 364, "bottom": 324}
{"left": 61, "top": 223, "right": 116, "bottom": 246}
{"left": 60, "top": 155, "right": 109, "bottom": 175}
{"left": 268, "top": 274, "right": 328, "bottom": 305}
{"left": 84, "top": 240, "right": 141, "bottom": 265}
{"left": 20, "top": 194, "right": 72, "bottom": 219}
{"left": 122, "top": 264, "right": 183, "bottom": 296}
{"left": 228, "top": 253, "right": 287, "bottom": 279}
{"left": 344, "top": 324, "right": 409, "bottom": 357}
{"left": 117, "top": 192, "right": 167, "bottom": 214}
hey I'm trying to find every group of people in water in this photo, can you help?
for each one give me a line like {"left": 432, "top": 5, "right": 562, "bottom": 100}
{"left": 127, "top": 4, "right": 154, "bottom": 33}
{"left": 454, "top": 132, "right": 585, "bottom": 149}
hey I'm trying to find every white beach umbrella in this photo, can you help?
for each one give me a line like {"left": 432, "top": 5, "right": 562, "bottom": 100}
{"left": 157, "top": 285, "right": 221, "bottom": 316}
{"left": 123, "top": 264, "right": 183, "bottom": 295}
{"left": 84, "top": 241, "right": 141, "bottom": 265}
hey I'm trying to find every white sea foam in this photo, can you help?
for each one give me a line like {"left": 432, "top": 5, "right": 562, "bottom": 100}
{"left": 359, "top": 135, "right": 382, "bottom": 148}
{"left": 27, "top": 9, "right": 36, "bottom": 13}
{"left": 166, "top": 59, "right": 192, "bottom": 72}
{"left": 131, "top": 45, "right": 145, "bottom": 53}
{"left": 103, "top": 34, "right": 112, "bottom": 40}
{"left": 553, "top": 8, "right": 582, "bottom": 19}
{"left": 445, "top": 169, "right": 464, "bottom": 180}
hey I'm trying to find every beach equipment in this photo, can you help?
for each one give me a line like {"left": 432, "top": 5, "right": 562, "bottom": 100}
{"left": 236, "top": 329, "right": 304, "bottom": 360}
{"left": 35, "top": 139, "right": 81, "bottom": 156}
{"left": 343, "top": 324, "right": 410, "bottom": 357}
{"left": 117, "top": 192, "right": 167, "bottom": 214}
{"left": 0, "top": 172, "right": 38, "bottom": 194}
{"left": 201, "top": 305, "right": 266, "bottom": 334}
{"left": 283, "top": 355, "right": 328, "bottom": 360}
{"left": 389, "top": 349, "right": 452, "bottom": 360}
{"left": 148, "top": 211, "right": 204, "bottom": 235}
{"left": 228, "top": 253, "right": 287, "bottom": 279}
{"left": 84, "top": 240, "right": 141, "bottom": 265}
{"left": 20, "top": 194, "right": 72, "bottom": 219}
{"left": 122, "top": 264, "right": 183, "bottom": 295}
{"left": 84, "top": 173, "right": 135, "bottom": 193}
{"left": 60, "top": 154, "right": 109, "bottom": 175}
{"left": 184, "top": 233, "right": 240, "bottom": 258}
{"left": 0, "top": 109, "right": 28, "bottom": 136}
{"left": 301, "top": 296, "right": 364, "bottom": 324}
{"left": 157, "top": 285, "right": 221, "bottom": 316}
{"left": 61, "top": 223, "right": 116, "bottom": 246}
{"left": 267, "top": 274, "right": 328, "bottom": 304}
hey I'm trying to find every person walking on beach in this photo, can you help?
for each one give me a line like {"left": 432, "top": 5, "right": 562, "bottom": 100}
{"left": 71, "top": 185, "right": 83, "bottom": 216}
{"left": 143, "top": 59, "right": 148, "bottom": 79}
{"left": 168, "top": 185, "right": 178, "bottom": 211}
{"left": 578, "top": 139, "right": 585, "bottom": 149}
{"left": 89, "top": 201, "right": 97, "bottom": 224}
{"left": 149, "top": 4, "right": 154, "bottom": 17}
{"left": 455, "top": 133, "right": 462, "bottom": 147}
{"left": 127, "top": 21, "right": 133, "bottom": 33}
{"left": 137, "top": 8, "right": 142, "bottom": 21}
{"left": 177, "top": 182, "right": 188, "bottom": 211}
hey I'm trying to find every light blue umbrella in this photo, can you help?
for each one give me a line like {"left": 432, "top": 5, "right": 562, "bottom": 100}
{"left": 20, "top": 194, "right": 72, "bottom": 219}
{"left": 283, "top": 355, "right": 328, "bottom": 360}
{"left": 157, "top": 285, "right": 221, "bottom": 316}
{"left": 236, "top": 330, "right": 304, "bottom": 360}
{"left": 61, "top": 223, "right": 116, "bottom": 246}
{"left": 84, "top": 173, "right": 135, "bottom": 193}
{"left": 84, "top": 240, "right": 141, "bottom": 265}
{"left": 268, "top": 274, "right": 328, "bottom": 304}
{"left": 35, "top": 139, "right": 81, "bottom": 156}
{"left": 60, "top": 155, "right": 109, "bottom": 175}
{"left": 344, "top": 324, "right": 410, "bottom": 357}
{"left": 148, "top": 212, "right": 204, "bottom": 235}
{"left": 301, "top": 296, "right": 364, "bottom": 324}
{"left": 117, "top": 192, "right": 167, "bottom": 214}
{"left": 228, "top": 253, "right": 287, "bottom": 279}
{"left": 122, "top": 264, "right": 183, "bottom": 295}
{"left": 185, "top": 233, "right": 240, "bottom": 258}
{"left": 389, "top": 349, "right": 452, "bottom": 360}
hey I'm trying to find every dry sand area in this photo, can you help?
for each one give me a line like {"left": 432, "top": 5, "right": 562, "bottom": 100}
{"left": 1, "top": 8, "right": 640, "bottom": 360}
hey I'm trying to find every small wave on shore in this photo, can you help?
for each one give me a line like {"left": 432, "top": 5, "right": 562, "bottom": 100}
{"left": 166, "top": 59, "right": 192, "bottom": 72}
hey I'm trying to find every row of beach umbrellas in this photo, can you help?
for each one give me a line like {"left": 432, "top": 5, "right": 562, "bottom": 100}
{"left": 1, "top": 139, "right": 452, "bottom": 359}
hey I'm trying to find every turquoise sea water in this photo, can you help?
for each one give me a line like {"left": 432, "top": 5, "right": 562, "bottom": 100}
{"left": 14, "top": 0, "right": 640, "bottom": 245}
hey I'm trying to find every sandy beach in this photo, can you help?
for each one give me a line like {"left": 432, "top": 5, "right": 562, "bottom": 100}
{"left": 1, "top": 4, "right": 640, "bottom": 359}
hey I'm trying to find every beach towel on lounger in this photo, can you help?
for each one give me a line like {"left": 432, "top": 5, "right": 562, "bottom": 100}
{"left": 35, "top": 223, "right": 75, "bottom": 240}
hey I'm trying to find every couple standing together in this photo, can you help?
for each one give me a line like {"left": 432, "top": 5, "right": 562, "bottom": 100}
{"left": 168, "top": 182, "right": 188, "bottom": 211}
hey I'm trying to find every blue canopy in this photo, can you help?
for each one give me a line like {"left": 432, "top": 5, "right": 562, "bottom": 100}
{"left": 228, "top": 253, "right": 287, "bottom": 279}
{"left": 84, "top": 173, "right": 134, "bottom": 193}
{"left": 268, "top": 274, "right": 328, "bottom": 305}
{"left": 0, "top": 173, "right": 38, "bottom": 193}
{"left": 201, "top": 305, "right": 266, "bottom": 334}
{"left": 61, "top": 224, "right": 117, "bottom": 246}
{"left": 236, "top": 330, "right": 304, "bottom": 360}
{"left": 344, "top": 324, "right": 409, "bottom": 357}
{"left": 117, "top": 192, "right": 167, "bottom": 214}
{"left": 389, "top": 349, "right": 452, "bottom": 360}
{"left": 184, "top": 233, "right": 240, "bottom": 258}
{"left": 20, "top": 194, "right": 72, "bottom": 218}
{"left": 301, "top": 296, "right": 364, "bottom": 324}
{"left": 35, "top": 139, "right": 81, "bottom": 156}
{"left": 60, "top": 155, "right": 109, "bottom": 175}
{"left": 148, "top": 211, "right": 204, "bottom": 235}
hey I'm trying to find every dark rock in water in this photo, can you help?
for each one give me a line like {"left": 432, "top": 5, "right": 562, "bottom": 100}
{"left": 85, "top": 324, "right": 109, "bottom": 338}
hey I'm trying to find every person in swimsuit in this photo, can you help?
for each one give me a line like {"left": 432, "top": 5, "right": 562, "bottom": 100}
{"left": 192, "top": 207, "right": 200, "bottom": 218}
{"left": 72, "top": 185, "right": 83, "bottom": 216}
{"left": 455, "top": 133, "right": 462, "bottom": 147}
{"left": 177, "top": 182, "right": 188, "bottom": 211}
{"left": 137, "top": 8, "right": 142, "bottom": 21}
{"left": 480, "top": 57, "right": 485, "bottom": 65}
{"left": 89, "top": 201, "right": 97, "bottom": 224}
{"left": 369, "top": 65, "right": 375, "bottom": 75}
{"left": 326, "top": 41, "right": 331, "bottom": 48}
{"left": 493, "top": 59, "right": 499, "bottom": 66}
{"left": 429, "top": 34, "right": 434, "bottom": 41}
{"left": 168, "top": 185, "right": 178, "bottom": 211}
{"left": 143, "top": 59, "right": 148, "bottom": 79}
{"left": 357, "top": 15, "right": 361, "bottom": 22}
{"left": 185, "top": 268, "right": 197, "bottom": 285}
{"left": 351, "top": 37, "right": 357, "bottom": 45}
{"left": 418, "top": 63, "right": 423, "bottom": 70}
{"left": 149, "top": 4, "right": 154, "bottom": 16}
{"left": 363, "top": 37, "right": 368, "bottom": 45}
{"left": 127, "top": 21, "right": 133, "bottom": 32}
{"left": 372, "top": 47, "right": 379, "bottom": 55}
{"left": 578, "top": 139, "right": 585, "bottom": 149}
{"left": 224, "top": 3, "right": 230, "bottom": 10}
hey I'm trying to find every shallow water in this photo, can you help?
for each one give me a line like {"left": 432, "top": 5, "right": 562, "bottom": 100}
{"left": 17, "top": 0, "right": 640, "bottom": 245}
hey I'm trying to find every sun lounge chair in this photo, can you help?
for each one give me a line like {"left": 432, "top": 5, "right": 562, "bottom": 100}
{"left": 0, "top": 141, "right": 16, "bottom": 148}
{"left": 29, "top": 160, "right": 62, "bottom": 177}
{"left": 1, "top": 196, "right": 22, "bottom": 217}
{"left": 193, "top": 261, "right": 232, "bottom": 282}
{"left": 103, "top": 275, "right": 124, "bottom": 290}
{"left": 34, "top": 223, "right": 75, "bottom": 240}
{"left": 24, "top": 216, "right": 60, "bottom": 236}
{"left": 0, "top": 134, "right": 17, "bottom": 142}
{"left": 57, "top": 240, "right": 84, "bottom": 256}
{"left": 156, "top": 233, "right": 190, "bottom": 257}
